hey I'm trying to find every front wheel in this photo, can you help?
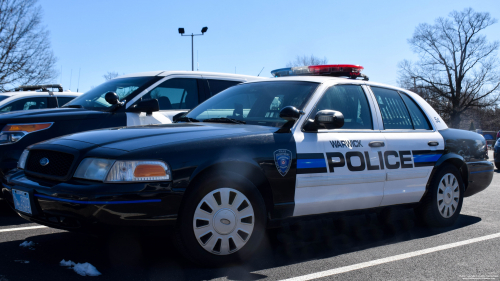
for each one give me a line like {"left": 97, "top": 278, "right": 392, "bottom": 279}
{"left": 415, "top": 164, "right": 465, "bottom": 227}
{"left": 175, "top": 173, "right": 266, "bottom": 266}
{"left": 495, "top": 162, "right": 500, "bottom": 170}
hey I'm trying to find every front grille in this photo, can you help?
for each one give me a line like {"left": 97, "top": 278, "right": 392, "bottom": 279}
{"left": 26, "top": 150, "right": 74, "bottom": 178}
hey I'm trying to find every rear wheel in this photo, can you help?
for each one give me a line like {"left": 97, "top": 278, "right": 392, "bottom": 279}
{"left": 415, "top": 164, "right": 464, "bottom": 227}
{"left": 175, "top": 173, "right": 266, "bottom": 266}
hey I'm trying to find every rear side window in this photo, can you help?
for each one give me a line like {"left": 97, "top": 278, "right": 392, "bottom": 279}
{"left": 207, "top": 80, "right": 241, "bottom": 96}
{"left": 57, "top": 97, "right": 76, "bottom": 106}
{"left": 312, "top": 85, "right": 372, "bottom": 129}
{"left": 371, "top": 87, "right": 413, "bottom": 130}
{"left": 142, "top": 78, "right": 199, "bottom": 110}
{"left": 400, "top": 93, "right": 431, "bottom": 130}
{"left": 0, "top": 97, "right": 48, "bottom": 112}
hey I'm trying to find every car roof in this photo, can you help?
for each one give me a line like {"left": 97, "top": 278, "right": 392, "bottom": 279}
{"left": 115, "top": 71, "right": 266, "bottom": 81}
{"left": 0, "top": 91, "right": 82, "bottom": 98}
{"left": 243, "top": 75, "right": 408, "bottom": 92}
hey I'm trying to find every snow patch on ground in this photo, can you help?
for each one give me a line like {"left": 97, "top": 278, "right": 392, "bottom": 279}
{"left": 60, "top": 260, "right": 101, "bottom": 277}
{"left": 19, "top": 241, "right": 35, "bottom": 250}
{"left": 60, "top": 259, "right": 75, "bottom": 267}
{"left": 19, "top": 241, "right": 35, "bottom": 248}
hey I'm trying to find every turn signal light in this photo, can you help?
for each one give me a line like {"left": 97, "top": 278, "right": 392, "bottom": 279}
{"left": 3, "top": 123, "right": 52, "bottom": 132}
{"left": 134, "top": 164, "right": 167, "bottom": 177}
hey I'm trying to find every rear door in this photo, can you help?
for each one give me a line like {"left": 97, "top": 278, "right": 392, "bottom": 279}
{"left": 368, "top": 86, "right": 445, "bottom": 206}
{"left": 293, "top": 84, "right": 387, "bottom": 216}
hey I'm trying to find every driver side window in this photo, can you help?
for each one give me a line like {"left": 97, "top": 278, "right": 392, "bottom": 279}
{"left": 141, "top": 78, "right": 199, "bottom": 110}
{"left": 311, "top": 85, "right": 373, "bottom": 129}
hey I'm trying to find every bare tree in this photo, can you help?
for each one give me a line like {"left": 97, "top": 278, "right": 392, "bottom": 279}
{"left": 398, "top": 8, "right": 500, "bottom": 128}
{"left": 0, "top": 0, "right": 57, "bottom": 92}
{"left": 103, "top": 71, "right": 119, "bottom": 81}
{"left": 286, "top": 55, "right": 328, "bottom": 67}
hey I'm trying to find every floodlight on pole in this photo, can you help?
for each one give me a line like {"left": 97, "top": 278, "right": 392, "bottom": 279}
{"left": 178, "top": 27, "right": 208, "bottom": 71}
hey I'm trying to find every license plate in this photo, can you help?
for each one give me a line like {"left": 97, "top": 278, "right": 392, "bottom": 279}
{"left": 12, "top": 189, "right": 32, "bottom": 215}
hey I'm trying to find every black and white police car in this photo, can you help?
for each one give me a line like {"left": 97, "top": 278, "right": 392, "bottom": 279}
{"left": 0, "top": 84, "right": 81, "bottom": 113}
{"left": 2, "top": 65, "right": 493, "bottom": 266}
{"left": 0, "top": 72, "right": 263, "bottom": 177}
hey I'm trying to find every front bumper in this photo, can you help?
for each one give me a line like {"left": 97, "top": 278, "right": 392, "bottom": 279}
{"left": 464, "top": 161, "right": 494, "bottom": 197}
{"left": 2, "top": 173, "right": 184, "bottom": 233}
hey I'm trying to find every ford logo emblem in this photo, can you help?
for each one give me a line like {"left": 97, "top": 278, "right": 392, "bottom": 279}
{"left": 39, "top": 157, "right": 49, "bottom": 166}
{"left": 220, "top": 218, "right": 231, "bottom": 225}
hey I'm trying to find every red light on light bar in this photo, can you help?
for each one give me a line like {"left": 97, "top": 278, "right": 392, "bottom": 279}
{"left": 308, "top": 64, "right": 364, "bottom": 76}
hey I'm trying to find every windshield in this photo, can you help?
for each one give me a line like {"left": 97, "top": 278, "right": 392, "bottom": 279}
{"left": 185, "top": 81, "right": 319, "bottom": 127}
{"left": 64, "top": 77, "right": 155, "bottom": 110}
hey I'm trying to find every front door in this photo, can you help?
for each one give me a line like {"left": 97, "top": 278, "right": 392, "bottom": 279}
{"left": 293, "top": 84, "right": 387, "bottom": 217}
{"left": 126, "top": 77, "right": 201, "bottom": 126}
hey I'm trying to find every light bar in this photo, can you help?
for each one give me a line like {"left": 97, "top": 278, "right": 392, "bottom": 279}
{"left": 271, "top": 64, "right": 368, "bottom": 80}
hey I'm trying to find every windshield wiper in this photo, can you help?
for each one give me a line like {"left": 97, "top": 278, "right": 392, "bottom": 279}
{"left": 202, "top": 117, "right": 246, "bottom": 124}
{"left": 62, "top": 105, "right": 83, "bottom": 108}
{"left": 176, "top": 116, "right": 200, "bottom": 123}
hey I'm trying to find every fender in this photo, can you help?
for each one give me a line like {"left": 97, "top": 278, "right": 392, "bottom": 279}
{"left": 422, "top": 153, "right": 468, "bottom": 199}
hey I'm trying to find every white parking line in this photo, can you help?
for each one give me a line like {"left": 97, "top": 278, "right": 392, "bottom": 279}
{"left": 280, "top": 232, "right": 500, "bottom": 281}
{"left": 0, "top": 225, "right": 47, "bottom": 233}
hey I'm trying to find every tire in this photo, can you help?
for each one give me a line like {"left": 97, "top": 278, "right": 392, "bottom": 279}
{"left": 415, "top": 164, "right": 465, "bottom": 227}
{"left": 175, "top": 172, "right": 267, "bottom": 266}
{"left": 495, "top": 162, "right": 500, "bottom": 170}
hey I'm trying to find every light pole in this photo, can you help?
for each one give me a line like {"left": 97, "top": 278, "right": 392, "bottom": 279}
{"left": 178, "top": 27, "right": 208, "bottom": 71}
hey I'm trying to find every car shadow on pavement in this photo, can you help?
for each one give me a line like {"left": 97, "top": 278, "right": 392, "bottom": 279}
{"left": 0, "top": 209, "right": 481, "bottom": 281}
{"left": 0, "top": 199, "right": 34, "bottom": 227}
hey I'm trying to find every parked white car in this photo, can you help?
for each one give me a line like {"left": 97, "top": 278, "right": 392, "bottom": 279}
{"left": 0, "top": 84, "right": 81, "bottom": 113}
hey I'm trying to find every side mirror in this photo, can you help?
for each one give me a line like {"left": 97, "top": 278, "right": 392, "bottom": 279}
{"left": 128, "top": 99, "right": 160, "bottom": 115}
{"left": 105, "top": 92, "right": 120, "bottom": 105}
{"left": 275, "top": 106, "right": 304, "bottom": 133}
{"left": 303, "top": 110, "right": 344, "bottom": 131}
{"left": 173, "top": 112, "right": 186, "bottom": 122}
{"left": 279, "top": 106, "right": 303, "bottom": 121}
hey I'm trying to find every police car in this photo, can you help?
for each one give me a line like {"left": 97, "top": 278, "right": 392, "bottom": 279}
{"left": 0, "top": 72, "right": 263, "bottom": 177}
{"left": 2, "top": 65, "right": 493, "bottom": 266}
{"left": 0, "top": 84, "right": 80, "bottom": 113}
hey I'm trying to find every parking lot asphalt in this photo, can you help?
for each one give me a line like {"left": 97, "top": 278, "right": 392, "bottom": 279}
{"left": 0, "top": 151, "right": 498, "bottom": 281}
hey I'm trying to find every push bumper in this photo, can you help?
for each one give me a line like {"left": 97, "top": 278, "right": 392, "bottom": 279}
{"left": 2, "top": 174, "right": 183, "bottom": 233}
{"left": 464, "top": 161, "right": 494, "bottom": 197}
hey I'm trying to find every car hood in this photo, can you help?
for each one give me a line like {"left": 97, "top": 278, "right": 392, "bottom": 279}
{"left": 41, "top": 123, "right": 278, "bottom": 152}
{"left": 0, "top": 107, "right": 108, "bottom": 123}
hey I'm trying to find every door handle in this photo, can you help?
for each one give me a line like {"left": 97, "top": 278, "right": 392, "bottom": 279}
{"left": 369, "top": 141, "right": 385, "bottom": 147}
{"left": 428, "top": 141, "right": 439, "bottom": 146}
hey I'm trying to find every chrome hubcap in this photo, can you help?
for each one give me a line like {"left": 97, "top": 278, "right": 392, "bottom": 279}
{"left": 193, "top": 188, "right": 254, "bottom": 255}
{"left": 437, "top": 173, "right": 460, "bottom": 218}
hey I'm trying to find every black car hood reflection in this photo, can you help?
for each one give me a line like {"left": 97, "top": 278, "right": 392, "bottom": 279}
{"left": 0, "top": 107, "right": 108, "bottom": 122}
{"left": 43, "top": 123, "right": 277, "bottom": 152}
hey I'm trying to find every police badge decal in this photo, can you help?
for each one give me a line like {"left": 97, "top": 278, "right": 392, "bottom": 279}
{"left": 274, "top": 149, "right": 292, "bottom": 177}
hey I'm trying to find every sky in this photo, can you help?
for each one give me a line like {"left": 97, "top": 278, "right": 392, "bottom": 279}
{"left": 38, "top": 0, "right": 500, "bottom": 93}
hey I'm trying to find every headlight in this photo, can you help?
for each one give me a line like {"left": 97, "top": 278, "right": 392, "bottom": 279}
{"left": 17, "top": 149, "right": 30, "bottom": 169}
{"left": 105, "top": 160, "right": 171, "bottom": 183}
{"left": 0, "top": 123, "right": 53, "bottom": 145}
{"left": 73, "top": 158, "right": 171, "bottom": 183}
{"left": 74, "top": 158, "right": 115, "bottom": 181}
